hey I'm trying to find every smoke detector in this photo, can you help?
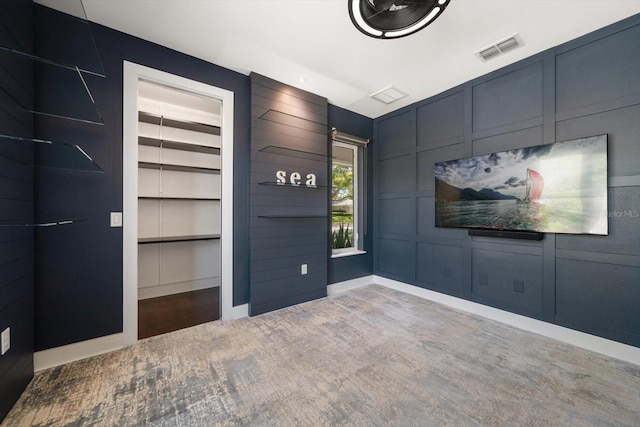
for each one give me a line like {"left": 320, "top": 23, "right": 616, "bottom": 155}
{"left": 476, "top": 33, "right": 524, "bottom": 61}
{"left": 369, "top": 86, "right": 408, "bottom": 104}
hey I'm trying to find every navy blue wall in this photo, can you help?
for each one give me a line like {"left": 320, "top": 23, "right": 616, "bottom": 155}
{"left": 0, "top": 0, "right": 34, "bottom": 421}
{"left": 373, "top": 15, "right": 640, "bottom": 347}
{"left": 249, "top": 73, "right": 329, "bottom": 315}
{"left": 33, "top": 5, "right": 250, "bottom": 351}
{"left": 327, "top": 105, "right": 374, "bottom": 283}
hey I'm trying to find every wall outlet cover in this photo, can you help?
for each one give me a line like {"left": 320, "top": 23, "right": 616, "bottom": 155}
{"left": 301, "top": 264, "right": 307, "bottom": 275}
{"left": 1, "top": 327, "right": 10, "bottom": 355}
{"left": 110, "top": 212, "right": 123, "bottom": 227}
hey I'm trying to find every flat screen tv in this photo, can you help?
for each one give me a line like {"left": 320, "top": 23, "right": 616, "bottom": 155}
{"left": 434, "top": 135, "right": 608, "bottom": 236}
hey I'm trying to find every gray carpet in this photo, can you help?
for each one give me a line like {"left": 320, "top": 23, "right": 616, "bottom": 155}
{"left": 3, "top": 285, "right": 640, "bottom": 426}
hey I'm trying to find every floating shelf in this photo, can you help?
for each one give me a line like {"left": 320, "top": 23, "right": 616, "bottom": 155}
{"left": 138, "top": 196, "right": 220, "bottom": 201}
{"left": 258, "top": 215, "right": 327, "bottom": 219}
{"left": 138, "top": 161, "right": 220, "bottom": 174}
{"left": 138, "top": 111, "right": 220, "bottom": 135}
{"left": 138, "top": 136, "right": 220, "bottom": 154}
{"left": 0, "top": 218, "right": 86, "bottom": 228}
{"left": 258, "top": 181, "right": 328, "bottom": 189}
{"left": 0, "top": 134, "right": 103, "bottom": 172}
{"left": 259, "top": 145, "right": 330, "bottom": 161}
{"left": 138, "top": 234, "right": 221, "bottom": 244}
{"left": 257, "top": 109, "right": 327, "bottom": 134}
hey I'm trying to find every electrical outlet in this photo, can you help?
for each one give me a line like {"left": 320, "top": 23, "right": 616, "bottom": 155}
{"left": 301, "top": 264, "right": 307, "bottom": 275}
{"left": 1, "top": 327, "right": 10, "bottom": 355}
{"left": 110, "top": 212, "right": 123, "bottom": 227}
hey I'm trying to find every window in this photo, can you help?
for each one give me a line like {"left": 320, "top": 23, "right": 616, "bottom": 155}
{"left": 331, "top": 130, "right": 368, "bottom": 256}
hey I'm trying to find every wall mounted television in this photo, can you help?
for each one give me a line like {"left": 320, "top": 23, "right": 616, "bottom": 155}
{"left": 434, "top": 135, "right": 608, "bottom": 237}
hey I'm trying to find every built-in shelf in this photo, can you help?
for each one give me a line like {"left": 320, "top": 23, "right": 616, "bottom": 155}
{"left": 138, "top": 196, "right": 220, "bottom": 201}
{"left": 259, "top": 145, "right": 330, "bottom": 161}
{"left": 258, "top": 215, "right": 328, "bottom": 219}
{"left": 138, "top": 161, "right": 220, "bottom": 174}
{"left": 0, "top": 218, "right": 86, "bottom": 227}
{"left": 138, "top": 111, "right": 220, "bottom": 135}
{"left": 257, "top": 109, "right": 327, "bottom": 134}
{"left": 138, "top": 234, "right": 221, "bottom": 244}
{"left": 0, "top": 134, "right": 103, "bottom": 172}
{"left": 138, "top": 136, "right": 220, "bottom": 154}
{"left": 258, "top": 181, "right": 328, "bottom": 188}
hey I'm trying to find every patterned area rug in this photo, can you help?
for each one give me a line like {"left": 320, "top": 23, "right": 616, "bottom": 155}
{"left": 3, "top": 285, "right": 640, "bottom": 426}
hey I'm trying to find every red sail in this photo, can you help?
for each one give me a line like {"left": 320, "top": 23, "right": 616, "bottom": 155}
{"left": 528, "top": 168, "right": 544, "bottom": 200}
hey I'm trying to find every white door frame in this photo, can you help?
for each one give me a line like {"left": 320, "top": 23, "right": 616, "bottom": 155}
{"left": 123, "top": 61, "right": 243, "bottom": 346}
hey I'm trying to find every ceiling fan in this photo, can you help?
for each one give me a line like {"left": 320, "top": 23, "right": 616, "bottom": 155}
{"left": 348, "top": 0, "right": 450, "bottom": 39}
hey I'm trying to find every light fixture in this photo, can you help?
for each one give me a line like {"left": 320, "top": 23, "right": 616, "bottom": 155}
{"left": 348, "top": 0, "right": 450, "bottom": 39}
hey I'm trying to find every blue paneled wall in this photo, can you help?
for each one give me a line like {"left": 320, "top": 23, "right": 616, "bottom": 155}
{"left": 373, "top": 15, "right": 640, "bottom": 347}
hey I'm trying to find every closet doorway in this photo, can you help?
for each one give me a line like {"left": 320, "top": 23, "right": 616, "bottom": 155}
{"left": 123, "top": 63, "right": 235, "bottom": 344}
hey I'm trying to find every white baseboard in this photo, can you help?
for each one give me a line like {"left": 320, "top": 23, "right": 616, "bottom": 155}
{"left": 225, "top": 303, "right": 248, "bottom": 320}
{"left": 327, "top": 275, "right": 375, "bottom": 295}
{"left": 34, "top": 333, "right": 127, "bottom": 372}
{"left": 373, "top": 275, "right": 640, "bottom": 366}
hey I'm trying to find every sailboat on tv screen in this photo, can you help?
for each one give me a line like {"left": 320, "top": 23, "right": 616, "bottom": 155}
{"left": 519, "top": 168, "right": 544, "bottom": 203}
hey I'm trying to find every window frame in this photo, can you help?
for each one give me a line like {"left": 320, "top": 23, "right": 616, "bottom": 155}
{"left": 330, "top": 129, "right": 370, "bottom": 258}
{"left": 331, "top": 141, "right": 359, "bottom": 255}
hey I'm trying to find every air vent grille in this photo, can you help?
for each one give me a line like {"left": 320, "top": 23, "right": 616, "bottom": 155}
{"left": 476, "top": 33, "right": 523, "bottom": 61}
{"left": 369, "top": 86, "right": 408, "bottom": 104}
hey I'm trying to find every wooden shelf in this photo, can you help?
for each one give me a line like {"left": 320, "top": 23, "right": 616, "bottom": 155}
{"left": 138, "top": 234, "right": 221, "bottom": 244}
{"left": 139, "top": 111, "right": 220, "bottom": 135}
{"left": 138, "top": 196, "right": 220, "bottom": 201}
{"left": 138, "top": 161, "right": 220, "bottom": 174}
{"left": 138, "top": 136, "right": 220, "bottom": 154}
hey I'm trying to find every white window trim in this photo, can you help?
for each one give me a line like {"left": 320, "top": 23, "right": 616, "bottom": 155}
{"left": 332, "top": 141, "right": 359, "bottom": 254}
{"left": 331, "top": 249, "right": 367, "bottom": 258}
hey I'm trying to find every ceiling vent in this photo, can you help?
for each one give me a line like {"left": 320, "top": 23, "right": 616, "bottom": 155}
{"left": 476, "top": 33, "right": 524, "bottom": 61}
{"left": 369, "top": 86, "right": 408, "bottom": 104}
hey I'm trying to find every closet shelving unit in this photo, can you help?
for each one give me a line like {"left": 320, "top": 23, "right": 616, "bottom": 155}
{"left": 136, "top": 82, "right": 222, "bottom": 299}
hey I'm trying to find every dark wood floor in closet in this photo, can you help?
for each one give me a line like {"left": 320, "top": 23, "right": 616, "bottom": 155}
{"left": 138, "top": 287, "right": 220, "bottom": 339}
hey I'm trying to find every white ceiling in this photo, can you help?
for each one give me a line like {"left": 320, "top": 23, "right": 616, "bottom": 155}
{"left": 37, "top": 0, "right": 640, "bottom": 118}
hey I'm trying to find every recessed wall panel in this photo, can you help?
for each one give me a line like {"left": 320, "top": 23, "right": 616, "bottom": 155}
{"left": 556, "top": 258, "right": 640, "bottom": 347}
{"left": 377, "top": 155, "right": 413, "bottom": 194}
{"left": 416, "top": 91, "right": 464, "bottom": 148}
{"left": 377, "top": 238, "right": 412, "bottom": 278}
{"left": 472, "top": 249, "right": 543, "bottom": 315}
{"left": 377, "top": 197, "right": 411, "bottom": 236}
{"left": 416, "top": 242, "right": 464, "bottom": 295}
{"left": 377, "top": 110, "right": 413, "bottom": 157}
{"left": 556, "top": 24, "right": 640, "bottom": 113}
{"left": 473, "top": 62, "right": 543, "bottom": 132}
